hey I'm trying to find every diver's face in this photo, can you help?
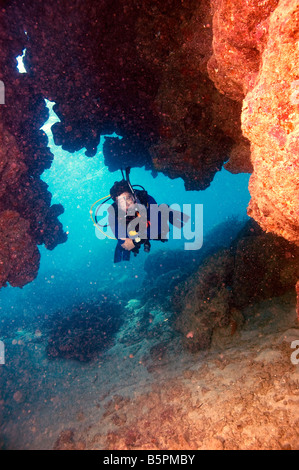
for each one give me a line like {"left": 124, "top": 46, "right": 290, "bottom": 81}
{"left": 116, "top": 191, "right": 135, "bottom": 212}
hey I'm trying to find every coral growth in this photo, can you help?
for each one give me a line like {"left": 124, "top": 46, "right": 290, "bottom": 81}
{"left": 172, "top": 220, "right": 299, "bottom": 351}
{"left": 173, "top": 249, "right": 234, "bottom": 351}
{"left": 0, "top": 210, "right": 40, "bottom": 287}
{"left": 140, "top": 216, "right": 247, "bottom": 310}
{"left": 54, "top": 429, "right": 86, "bottom": 450}
{"left": 242, "top": 0, "right": 299, "bottom": 246}
{"left": 46, "top": 300, "right": 124, "bottom": 362}
{"left": 0, "top": 0, "right": 298, "bottom": 288}
{"left": 0, "top": 5, "right": 67, "bottom": 287}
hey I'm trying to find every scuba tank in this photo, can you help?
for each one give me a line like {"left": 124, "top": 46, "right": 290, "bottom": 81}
{"left": 122, "top": 167, "right": 151, "bottom": 254}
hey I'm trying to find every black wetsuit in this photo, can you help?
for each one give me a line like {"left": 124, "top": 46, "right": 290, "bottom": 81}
{"left": 108, "top": 190, "right": 162, "bottom": 263}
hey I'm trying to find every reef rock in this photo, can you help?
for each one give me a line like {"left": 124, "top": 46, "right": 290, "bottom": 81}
{"left": 0, "top": 122, "right": 27, "bottom": 198}
{"left": 242, "top": 0, "right": 299, "bottom": 246}
{"left": 173, "top": 249, "right": 234, "bottom": 352}
{"left": 0, "top": 210, "right": 40, "bottom": 288}
{"left": 207, "top": 0, "right": 279, "bottom": 101}
{"left": 46, "top": 300, "right": 124, "bottom": 362}
{"left": 173, "top": 220, "right": 299, "bottom": 351}
{"left": 0, "top": 3, "right": 68, "bottom": 288}
{"left": 140, "top": 216, "right": 247, "bottom": 306}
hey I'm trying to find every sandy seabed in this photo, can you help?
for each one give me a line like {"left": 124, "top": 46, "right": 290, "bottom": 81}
{"left": 0, "top": 292, "right": 298, "bottom": 450}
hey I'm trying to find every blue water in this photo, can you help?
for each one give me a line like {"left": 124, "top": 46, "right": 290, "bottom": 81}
{"left": 0, "top": 101, "right": 250, "bottom": 326}
{"left": 0, "top": 101, "right": 250, "bottom": 327}
{"left": 0, "top": 96, "right": 254, "bottom": 451}
{"left": 1, "top": 5, "right": 296, "bottom": 453}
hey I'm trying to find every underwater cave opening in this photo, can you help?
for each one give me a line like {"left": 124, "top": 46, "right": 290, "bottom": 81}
{"left": 0, "top": 98, "right": 251, "bottom": 338}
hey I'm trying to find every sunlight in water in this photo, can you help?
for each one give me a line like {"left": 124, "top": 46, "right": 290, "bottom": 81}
{"left": 16, "top": 49, "right": 27, "bottom": 73}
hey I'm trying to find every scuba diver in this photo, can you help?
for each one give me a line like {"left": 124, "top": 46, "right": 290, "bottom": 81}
{"left": 97, "top": 168, "right": 188, "bottom": 263}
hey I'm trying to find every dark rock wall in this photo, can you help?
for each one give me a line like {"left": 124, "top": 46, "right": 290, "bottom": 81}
{"left": 172, "top": 220, "right": 299, "bottom": 351}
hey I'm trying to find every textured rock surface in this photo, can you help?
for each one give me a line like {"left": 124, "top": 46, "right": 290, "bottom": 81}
{"left": 0, "top": 210, "right": 40, "bottom": 287}
{"left": 46, "top": 300, "right": 124, "bottom": 362}
{"left": 173, "top": 220, "right": 299, "bottom": 351}
{"left": 0, "top": 2, "right": 67, "bottom": 287}
{"left": 242, "top": 0, "right": 299, "bottom": 246}
{"left": 173, "top": 249, "right": 234, "bottom": 351}
{"left": 2, "top": 289, "right": 297, "bottom": 450}
{"left": 207, "top": 0, "right": 279, "bottom": 101}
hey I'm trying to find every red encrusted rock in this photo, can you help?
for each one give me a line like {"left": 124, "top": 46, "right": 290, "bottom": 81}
{"left": 0, "top": 210, "right": 40, "bottom": 288}
{"left": 242, "top": 0, "right": 299, "bottom": 246}
{"left": 139, "top": 0, "right": 252, "bottom": 186}
{"left": 0, "top": 122, "right": 27, "bottom": 198}
{"left": 53, "top": 429, "right": 86, "bottom": 450}
{"left": 207, "top": 0, "right": 279, "bottom": 101}
{"left": 0, "top": 4, "right": 67, "bottom": 287}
